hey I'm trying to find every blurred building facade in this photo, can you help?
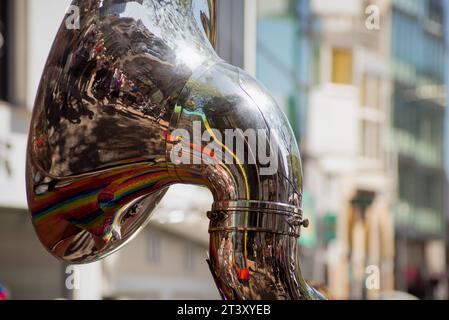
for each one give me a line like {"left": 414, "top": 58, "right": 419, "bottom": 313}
{"left": 390, "top": 0, "right": 447, "bottom": 299}
{"left": 256, "top": 0, "right": 447, "bottom": 299}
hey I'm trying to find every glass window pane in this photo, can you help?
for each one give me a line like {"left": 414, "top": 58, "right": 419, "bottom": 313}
{"left": 332, "top": 49, "right": 353, "bottom": 84}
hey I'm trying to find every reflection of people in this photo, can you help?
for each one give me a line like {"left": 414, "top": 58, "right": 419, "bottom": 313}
{"left": 0, "top": 283, "right": 9, "bottom": 300}
{"left": 224, "top": 237, "right": 233, "bottom": 267}
{"left": 110, "top": 68, "right": 124, "bottom": 100}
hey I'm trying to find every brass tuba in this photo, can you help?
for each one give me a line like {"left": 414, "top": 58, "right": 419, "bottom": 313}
{"left": 26, "top": 0, "right": 324, "bottom": 300}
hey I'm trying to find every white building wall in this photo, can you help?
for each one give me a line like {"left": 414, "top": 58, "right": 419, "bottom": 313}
{"left": 311, "top": 0, "right": 363, "bottom": 16}
{"left": 307, "top": 85, "right": 359, "bottom": 160}
{"left": 0, "top": 104, "right": 29, "bottom": 208}
{"left": 26, "top": 0, "right": 71, "bottom": 110}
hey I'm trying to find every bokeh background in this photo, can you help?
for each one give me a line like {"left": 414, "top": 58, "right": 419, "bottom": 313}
{"left": 0, "top": 0, "right": 448, "bottom": 300}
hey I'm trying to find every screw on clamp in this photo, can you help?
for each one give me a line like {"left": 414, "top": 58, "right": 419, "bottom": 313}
{"left": 207, "top": 210, "right": 227, "bottom": 222}
{"left": 301, "top": 218, "right": 310, "bottom": 228}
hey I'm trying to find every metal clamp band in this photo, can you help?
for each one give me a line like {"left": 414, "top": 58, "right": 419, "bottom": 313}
{"left": 212, "top": 200, "right": 302, "bottom": 216}
{"left": 208, "top": 201, "right": 309, "bottom": 238}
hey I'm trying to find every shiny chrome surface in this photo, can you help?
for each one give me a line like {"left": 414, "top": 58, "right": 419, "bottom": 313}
{"left": 26, "top": 0, "right": 324, "bottom": 300}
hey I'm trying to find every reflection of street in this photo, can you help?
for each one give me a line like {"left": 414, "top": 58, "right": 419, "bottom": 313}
{"left": 213, "top": 231, "right": 313, "bottom": 300}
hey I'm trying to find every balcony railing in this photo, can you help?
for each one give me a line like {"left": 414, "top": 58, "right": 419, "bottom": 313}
{"left": 391, "top": 129, "right": 443, "bottom": 168}
{"left": 395, "top": 200, "right": 443, "bottom": 236}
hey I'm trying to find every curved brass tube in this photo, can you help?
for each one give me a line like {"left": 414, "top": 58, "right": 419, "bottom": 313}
{"left": 26, "top": 0, "right": 324, "bottom": 300}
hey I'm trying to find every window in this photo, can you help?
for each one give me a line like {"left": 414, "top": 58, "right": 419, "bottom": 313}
{"left": 257, "top": 0, "right": 293, "bottom": 18}
{"left": 420, "top": 115, "right": 432, "bottom": 144}
{"left": 428, "top": 0, "right": 443, "bottom": 25}
{"left": 216, "top": 0, "right": 245, "bottom": 67}
{"left": 361, "top": 74, "right": 381, "bottom": 109}
{"left": 398, "top": 164, "right": 415, "bottom": 205}
{"left": 0, "top": 0, "right": 9, "bottom": 101}
{"left": 332, "top": 48, "right": 353, "bottom": 85}
{"left": 360, "top": 120, "right": 381, "bottom": 159}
